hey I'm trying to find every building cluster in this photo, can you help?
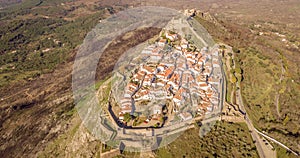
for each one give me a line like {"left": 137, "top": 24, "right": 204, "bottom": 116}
{"left": 119, "top": 30, "right": 220, "bottom": 122}
{"left": 184, "top": 9, "right": 197, "bottom": 17}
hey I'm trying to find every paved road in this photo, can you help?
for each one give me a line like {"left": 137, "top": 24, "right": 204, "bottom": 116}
{"left": 254, "top": 126, "right": 299, "bottom": 156}
{"left": 237, "top": 82, "right": 299, "bottom": 157}
{"left": 218, "top": 44, "right": 275, "bottom": 158}
{"left": 243, "top": 113, "right": 276, "bottom": 158}
{"left": 235, "top": 70, "right": 276, "bottom": 158}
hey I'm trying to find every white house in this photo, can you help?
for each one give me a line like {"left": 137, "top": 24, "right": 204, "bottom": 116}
{"left": 179, "top": 112, "right": 193, "bottom": 121}
{"left": 158, "top": 39, "right": 167, "bottom": 47}
{"left": 166, "top": 32, "right": 178, "bottom": 41}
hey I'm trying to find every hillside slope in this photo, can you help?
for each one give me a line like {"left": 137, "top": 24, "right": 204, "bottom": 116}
{"left": 0, "top": 0, "right": 299, "bottom": 157}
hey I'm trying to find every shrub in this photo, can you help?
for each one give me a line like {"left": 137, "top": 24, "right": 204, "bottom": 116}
{"left": 231, "top": 76, "right": 237, "bottom": 83}
{"left": 235, "top": 67, "right": 242, "bottom": 74}
{"left": 124, "top": 113, "right": 131, "bottom": 122}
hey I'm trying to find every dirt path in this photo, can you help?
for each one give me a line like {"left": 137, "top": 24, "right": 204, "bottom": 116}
{"left": 100, "top": 149, "right": 120, "bottom": 158}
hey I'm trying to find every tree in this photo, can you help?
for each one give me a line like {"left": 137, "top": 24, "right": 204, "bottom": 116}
{"left": 167, "top": 38, "right": 171, "bottom": 44}
{"left": 133, "top": 112, "right": 139, "bottom": 118}
{"left": 233, "top": 47, "right": 240, "bottom": 53}
{"left": 236, "top": 75, "right": 242, "bottom": 83}
{"left": 124, "top": 113, "right": 131, "bottom": 122}
{"left": 231, "top": 76, "right": 237, "bottom": 83}
{"left": 235, "top": 67, "right": 242, "bottom": 74}
{"left": 230, "top": 58, "right": 234, "bottom": 67}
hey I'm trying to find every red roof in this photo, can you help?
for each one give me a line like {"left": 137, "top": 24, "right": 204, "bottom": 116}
{"left": 200, "top": 83, "right": 208, "bottom": 87}
{"left": 164, "top": 68, "right": 173, "bottom": 78}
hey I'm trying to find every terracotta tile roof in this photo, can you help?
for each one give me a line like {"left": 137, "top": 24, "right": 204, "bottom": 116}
{"left": 196, "top": 75, "right": 206, "bottom": 82}
{"left": 121, "top": 105, "right": 132, "bottom": 112}
{"left": 159, "top": 39, "right": 167, "bottom": 43}
{"left": 206, "top": 93, "right": 213, "bottom": 98}
{"left": 133, "top": 70, "right": 146, "bottom": 81}
{"left": 164, "top": 68, "right": 173, "bottom": 78}
{"left": 145, "top": 74, "right": 153, "bottom": 80}
{"left": 200, "top": 83, "right": 208, "bottom": 87}
{"left": 170, "top": 73, "right": 180, "bottom": 84}
{"left": 174, "top": 88, "right": 184, "bottom": 100}
{"left": 143, "top": 65, "right": 155, "bottom": 73}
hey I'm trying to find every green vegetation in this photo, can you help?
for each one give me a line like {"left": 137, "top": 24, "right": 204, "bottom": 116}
{"left": 95, "top": 76, "right": 110, "bottom": 90}
{"left": 274, "top": 144, "right": 298, "bottom": 158}
{"left": 115, "top": 122, "right": 258, "bottom": 158}
{"left": 231, "top": 75, "right": 237, "bottom": 83}
{"left": 222, "top": 50, "right": 237, "bottom": 103}
{"left": 38, "top": 116, "right": 80, "bottom": 157}
{"left": 238, "top": 47, "right": 300, "bottom": 151}
{"left": 123, "top": 113, "right": 131, "bottom": 122}
{"left": 155, "top": 121, "right": 258, "bottom": 158}
{"left": 98, "top": 79, "right": 112, "bottom": 105}
{"left": 38, "top": 113, "right": 104, "bottom": 157}
{"left": 223, "top": 63, "right": 233, "bottom": 103}
{"left": 0, "top": 0, "right": 107, "bottom": 88}
{"left": 102, "top": 144, "right": 113, "bottom": 153}
{"left": 195, "top": 14, "right": 300, "bottom": 153}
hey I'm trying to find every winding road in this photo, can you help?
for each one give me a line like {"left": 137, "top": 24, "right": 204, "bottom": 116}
{"left": 234, "top": 59, "right": 298, "bottom": 157}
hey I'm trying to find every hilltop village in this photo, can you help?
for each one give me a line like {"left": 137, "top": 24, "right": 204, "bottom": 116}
{"left": 116, "top": 29, "right": 221, "bottom": 127}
